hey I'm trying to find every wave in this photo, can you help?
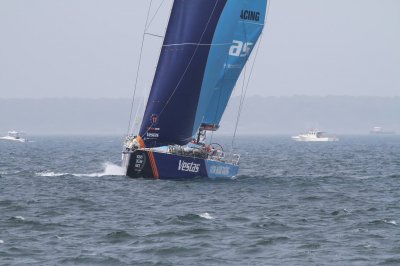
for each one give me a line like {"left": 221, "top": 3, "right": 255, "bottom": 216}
{"left": 12, "top": 215, "right": 25, "bottom": 221}
{"left": 104, "top": 230, "right": 133, "bottom": 243}
{"left": 369, "top": 219, "right": 397, "bottom": 226}
{"left": 35, "top": 162, "right": 126, "bottom": 178}
{"left": 168, "top": 212, "right": 216, "bottom": 224}
{"left": 82, "top": 162, "right": 126, "bottom": 177}
{"left": 199, "top": 212, "right": 214, "bottom": 220}
{"left": 36, "top": 171, "right": 68, "bottom": 177}
{"left": 383, "top": 219, "right": 397, "bottom": 225}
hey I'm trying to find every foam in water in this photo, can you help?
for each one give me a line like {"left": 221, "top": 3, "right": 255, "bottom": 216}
{"left": 36, "top": 171, "right": 67, "bottom": 177}
{"left": 199, "top": 212, "right": 214, "bottom": 220}
{"left": 81, "top": 162, "right": 126, "bottom": 177}
{"left": 0, "top": 240, "right": 4, "bottom": 244}
{"left": 35, "top": 162, "right": 126, "bottom": 177}
{"left": 384, "top": 219, "right": 397, "bottom": 225}
{"left": 14, "top": 216, "right": 25, "bottom": 221}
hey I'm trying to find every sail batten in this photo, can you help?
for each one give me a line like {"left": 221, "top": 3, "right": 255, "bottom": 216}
{"left": 163, "top": 43, "right": 232, "bottom": 47}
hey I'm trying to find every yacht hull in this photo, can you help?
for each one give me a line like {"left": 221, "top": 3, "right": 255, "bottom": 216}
{"left": 123, "top": 149, "right": 239, "bottom": 180}
{"left": 292, "top": 136, "right": 338, "bottom": 142}
{"left": 0, "top": 136, "right": 26, "bottom": 142}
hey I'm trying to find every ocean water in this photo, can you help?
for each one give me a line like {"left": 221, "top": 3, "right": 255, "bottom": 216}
{"left": 0, "top": 135, "right": 400, "bottom": 265}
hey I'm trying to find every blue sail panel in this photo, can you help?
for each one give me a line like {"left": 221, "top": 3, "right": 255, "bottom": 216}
{"left": 193, "top": 0, "right": 267, "bottom": 135}
{"left": 139, "top": 0, "right": 228, "bottom": 148}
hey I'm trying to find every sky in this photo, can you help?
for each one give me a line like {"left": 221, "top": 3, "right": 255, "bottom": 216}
{"left": 0, "top": 0, "right": 399, "bottom": 99}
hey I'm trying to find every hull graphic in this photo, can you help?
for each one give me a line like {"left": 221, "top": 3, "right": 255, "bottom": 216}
{"left": 124, "top": 149, "right": 239, "bottom": 180}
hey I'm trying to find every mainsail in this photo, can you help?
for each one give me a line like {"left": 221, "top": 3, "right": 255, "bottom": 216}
{"left": 139, "top": 0, "right": 268, "bottom": 148}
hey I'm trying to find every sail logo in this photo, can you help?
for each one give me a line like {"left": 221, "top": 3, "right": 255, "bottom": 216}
{"left": 178, "top": 160, "right": 200, "bottom": 173}
{"left": 146, "top": 132, "right": 159, "bottom": 138}
{"left": 240, "top": 10, "right": 260, "bottom": 22}
{"left": 146, "top": 118, "right": 160, "bottom": 138}
{"left": 229, "top": 41, "right": 253, "bottom": 57}
{"left": 150, "top": 114, "right": 158, "bottom": 125}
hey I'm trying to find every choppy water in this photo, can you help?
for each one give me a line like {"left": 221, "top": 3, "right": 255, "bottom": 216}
{"left": 1, "top": 135, "right": 400, "bottom": 265}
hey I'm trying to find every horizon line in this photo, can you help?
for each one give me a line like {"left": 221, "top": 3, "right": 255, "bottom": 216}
{"left": 1, "top": 95, "right": 399, "bottom": 100}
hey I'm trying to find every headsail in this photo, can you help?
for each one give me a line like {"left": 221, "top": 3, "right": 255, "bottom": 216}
{"left": 193, "top": 0, "right": 267, "bottom": 135}
{"left": 139, "top": 0, "right": 268, "bottom": 148}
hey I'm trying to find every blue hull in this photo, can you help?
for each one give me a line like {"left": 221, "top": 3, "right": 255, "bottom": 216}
{"left": 125, "top": 149, "right": 239, "bottom": 180}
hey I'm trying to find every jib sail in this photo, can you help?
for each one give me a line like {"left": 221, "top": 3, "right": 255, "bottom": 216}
{"left": 193, "top": 0, "right": 267, "bottom": 135}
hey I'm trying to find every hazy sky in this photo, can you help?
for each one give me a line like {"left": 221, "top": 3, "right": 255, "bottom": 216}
{"left": 0, "top": 0, "right": 399, "bottom": 98}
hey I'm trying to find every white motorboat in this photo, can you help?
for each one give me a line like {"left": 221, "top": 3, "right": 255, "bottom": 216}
{"left": 0, "top": 131, "right": 28, "bottom": 142}
{"left": 292, "top": 130, "right": 338, "bottom": 142}
{"left": 370, "top": 127, "right": 396, "bottom": 135}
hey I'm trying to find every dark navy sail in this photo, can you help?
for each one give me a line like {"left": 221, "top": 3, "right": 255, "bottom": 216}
{"left": 139, "top": 0, "right": 228, "bottom": 148}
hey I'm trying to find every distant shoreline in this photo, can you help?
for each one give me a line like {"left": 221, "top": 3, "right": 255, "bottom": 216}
{"left": 1, "top": 96, "right": 399, "bottom": 135}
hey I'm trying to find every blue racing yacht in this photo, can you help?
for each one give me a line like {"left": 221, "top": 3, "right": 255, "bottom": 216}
{"left": 122, "top": 0, "right": 268, "bottom": 179}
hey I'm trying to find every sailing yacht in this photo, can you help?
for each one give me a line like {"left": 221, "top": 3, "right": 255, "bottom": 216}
{"left": 122, "top": 0, "right": 268, "bottom": 179}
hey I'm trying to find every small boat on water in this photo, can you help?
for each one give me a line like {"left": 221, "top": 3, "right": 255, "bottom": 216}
{"left": 370, "top": 127, "right": 396, "bottom": 135}
{"left": 0, "top": 131, "right": 28, "bottom": 143}
{"left": 292, "top": 130, "right": 338, "bottom": 142}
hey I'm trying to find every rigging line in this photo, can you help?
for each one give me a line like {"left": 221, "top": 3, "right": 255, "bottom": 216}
{"left": 132, "top": 82, "right": 150, "bottom": 133}
{"left": 231, "top": 21, "right": 250, "bottom": 152}
{"left": 231, "top": 0, "right": 272, "bottom": 150}
{"left": 132, "top": 85, "right": 145, "bottom": 132}
{"left": 144, "top": 32, "right": 164, "bottom": 38}
{"left": 142, "top": 1, "right": 168, "bottom": 42}
{"left": 239, "top": 0, "right": 272, "bottom": 112}
{"left": 127, "top": 0, "right": 154, "bottom": 135}
{"left": 145, "top": 0, "right": 167, "bottom": 32}
{"left": 138, "top": 0, "right": 173, "bottom": 142}
{"left": 140, "top": 0, "right": 222, "bottom": 141}
{"left": 231, "top": 31, "right": 265, "bottom": 151}
{"left": 231, "top": 60, "right": 248, "bottom": 151}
